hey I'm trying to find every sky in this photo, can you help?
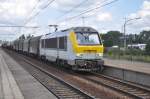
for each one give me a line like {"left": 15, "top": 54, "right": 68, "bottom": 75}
{"left": 0, "top": 0, "right": 150, "bottom": 41}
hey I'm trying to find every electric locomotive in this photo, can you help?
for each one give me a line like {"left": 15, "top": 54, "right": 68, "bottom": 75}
{"left": 40, "top": 27, "right": 104, "bottom": 71}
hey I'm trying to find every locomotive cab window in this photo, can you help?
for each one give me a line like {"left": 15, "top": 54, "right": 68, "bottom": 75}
{"left": 76, "top": 32, "right": 101, "bottom": 45}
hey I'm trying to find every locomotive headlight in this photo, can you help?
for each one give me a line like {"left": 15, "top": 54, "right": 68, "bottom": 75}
{"left": 98, "top": 53, "right": 103, "bottom": 57}
{"left": 96, "top": 53, "right": 103, "bottom": 58}
{"left": 76, "top": 53, "right": 83, "bottom": 58}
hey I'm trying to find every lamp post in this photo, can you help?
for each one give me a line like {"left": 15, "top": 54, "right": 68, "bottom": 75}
{"left": 123, "top": 17, "right": 141, "bottom": 51}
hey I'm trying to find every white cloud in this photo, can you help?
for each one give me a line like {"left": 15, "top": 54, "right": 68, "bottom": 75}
{"left": 53, "top": 0, "right": 115, "bottom": 32}
{"left": 0, "top": 0, "right": 38, "bottom": 20}
{"left": 143, "top": 0, "right": 150, "bottom": 10}
{"left": 141, "top": 26, "right": 150, "bottom": 31}
{"left": 52, "top": 0, "right": 107, "bottom": 15}
{"left": 97, "top": 12, "right": 112, "bottom": 21}
{"left": 128, "top": 0, "right": 150, "bottom": 33}
{"left": 0, "top": 0, "right": 48, "bottom": 40}
{"left": 139, "top": 10, "right": 150, "bottom": 17}
{"left": 128, "top": 0, "right": 150, "bottom": 18}
{"left": 128, "top": 13, "right": 137, "bottom": 19}
{"left": 53, "top": 0, "right": 93, "bottom": 11}
{"left": 0, "top": 0, "right": 119, "bottom": 41}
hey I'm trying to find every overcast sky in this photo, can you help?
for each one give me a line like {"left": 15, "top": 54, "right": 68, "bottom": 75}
{"left": 0, "top": 0, "right": 150, "bottom": 41}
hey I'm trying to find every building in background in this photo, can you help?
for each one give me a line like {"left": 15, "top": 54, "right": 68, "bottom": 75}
{"left": 127, "top": 44, "right": 146, "bottom": 50}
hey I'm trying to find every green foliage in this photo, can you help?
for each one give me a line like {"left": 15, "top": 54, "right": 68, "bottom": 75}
{"left": 106, "top": 48, "right": 144, "bottom": 56}
{"left": 145, "top": 41, "right": 150, "bottom": 55}
{"left": 105, "top": 48, "right": 123, "bottom": 57}
{"left": 102, "top": 30, "right": 150, "bottom": 62}
{"left": 101, "top": 31, "right": 123, "bottom": 47}
{"left": 139, "top": 30, "right": 150, "bottom": 43}
{"left": 125, "top": 49, "right": 144, "bottom": 55}
{"left": 105, "top": 48, "right": 150, "bottom": 62}
{"left": 101, "top": 30, "right": 150, "bottom": 48}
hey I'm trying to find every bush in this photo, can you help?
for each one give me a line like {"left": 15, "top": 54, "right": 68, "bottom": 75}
{"left": 105, "top": 48, "right": 144, "bottom": 56}
{"left": 104, "top": 47, "right": 150, "bottom": 62}
{"left": 126, "top": 48, "right": 144, "bottom": 55}
{"left": 106, "top": 48, "right": 123, "bottom": 56}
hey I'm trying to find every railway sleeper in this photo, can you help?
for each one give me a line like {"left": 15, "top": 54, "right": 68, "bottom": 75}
{"left": 118, "top": 86, "right": 134, "bottom": 90}
{"left": 139, "top": 96, "right": 150, "bottom": 99}
{"left": 54, "top": 89, "right": 78, "bottom": 93}
{"left": 131, "top": 91, "right": 148, "bottom": 95}
{"left": 137, "top": 93, "right": 150, "bottom": 97}
{"left": 59, "top": 95, "right": 83, "bottom": 99}
{"left": 52, "top": 88, "right": 78, "bottom": 94}
{"left": 53, "top": 89, "right": 76, "bottom": 95}
{"left": 56, "top": 92, "right": 80, "bottom": 96}
{"left": 53, "top": 87, "right": 73, "bottom": 91}
{"left": 54, "top": 93, "right": 81, "bottom": 98}
{"left": 109, "top": 84, "right": 123, "bottom": 88}
{"left": 126, "top": 89, "right": 139, "bottom": 92}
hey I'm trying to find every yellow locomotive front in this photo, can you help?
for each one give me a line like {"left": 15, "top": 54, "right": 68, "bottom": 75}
{"left": 69, "top": 27, "right": 104, "bottom": 71}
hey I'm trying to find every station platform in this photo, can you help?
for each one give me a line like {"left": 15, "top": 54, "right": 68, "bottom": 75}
{"left": 0, "top": 49, "right": 57, "bottom": 99}
{"left": 104, "top": 58, "right": 150, "bottom": 74}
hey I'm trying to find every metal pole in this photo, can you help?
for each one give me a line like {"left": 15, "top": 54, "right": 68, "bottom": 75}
{"left": 123, "top": 17, "right": 141, "bottom": 55}
{"left": 130, "top": 35, "right": 133, "bottom": 61}
{"left": 82, "top": 17, "right": 85, "bottom": 26}
{"left": 123, "top": 17, "right": 127, "bottom": 51}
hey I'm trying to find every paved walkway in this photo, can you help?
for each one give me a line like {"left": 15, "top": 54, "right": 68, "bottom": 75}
{"left": 0, "top": 49, "right": 57, "bottom": 99}
{"left": 104, "top": 58, "right": 150, "bottom": 74}
{"left": 0, "top": 53, "right": 24, "bottom": 99}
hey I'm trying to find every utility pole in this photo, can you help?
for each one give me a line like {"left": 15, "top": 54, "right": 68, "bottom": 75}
{"left": 123, "top": 17, "right": 127, "bottom": 50}
{"left": 82, "top": 16, "right": 85, "bottom": 26}
{"left": 123, "top": 17, "right": 141, "bottom": 51}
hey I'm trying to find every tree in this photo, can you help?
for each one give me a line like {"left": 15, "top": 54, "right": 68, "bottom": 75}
{"left": 101, "top": 31, "right": 123, "bottom": 47}
{"left": 126, "top": 34, "right": 139, "bottom": 44}
{"left": 139, "top": 30, "right": 150, "bottom": 43}
{"left": 145, "top": 41, "right": 150, "bottom": 55}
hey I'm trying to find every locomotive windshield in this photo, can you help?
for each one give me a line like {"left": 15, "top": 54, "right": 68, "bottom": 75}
{"left": 76, "top": 32, "right": 101, "bottom": 45}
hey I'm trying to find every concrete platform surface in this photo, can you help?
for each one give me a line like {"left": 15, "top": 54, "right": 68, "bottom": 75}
{"left": 104, "top": 58, "right": 150, "bottom": 74}
{"left": 0, "top": 49, "right": 57, "bottom": 99}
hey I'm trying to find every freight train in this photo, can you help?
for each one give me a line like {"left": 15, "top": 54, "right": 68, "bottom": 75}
{"left": 4, "top": 27, "right": 104, "bottom": 71}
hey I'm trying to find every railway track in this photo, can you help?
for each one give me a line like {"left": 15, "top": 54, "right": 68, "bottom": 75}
{"left": 22, "top": 54, "right": 150, "bottom": 99}
{"left": 5, "top": 49, "right": 150, "bottom": 99}
{"left": 21, "top": 57, "right": 95, "bottom": 99}
{"left": 81, "top": 72, "right": 150, "bottom": 99}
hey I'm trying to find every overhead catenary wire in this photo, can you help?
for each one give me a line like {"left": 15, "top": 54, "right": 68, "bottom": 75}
{"left": 25, "top": 0, "right": 56, "bottom": 25}
{"left": 64, "top": 0, "right": 118, "bottom": 21}
{"left": 0, "top": 25, "right": 39, "bottom": 28}
{"left": 58, "top": 0, "right": 119, "bottom": 23}
{"left": 21, "top": 0, "right": 44, "bottom": 35}
{"left": 77, "top": 0, "right": 110, "bottom": 18}
{"left": 0, "top": 33, "right": 15, "bottom": 35}
{"left": 56, "top": 0, "right": 109, "bottom": 21}
{"left": 24, "top": 0, "right": 41, "bottom": 24}
{"left": 19, "top": 0, "right": 56, "bottom": 36}
{"left": 55, "top": 0, "right": 89, "bottom": 19}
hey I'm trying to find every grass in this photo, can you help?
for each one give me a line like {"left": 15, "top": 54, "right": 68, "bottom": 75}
{"left": 104, "top": 54, "right": 150, "bottom": 63}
